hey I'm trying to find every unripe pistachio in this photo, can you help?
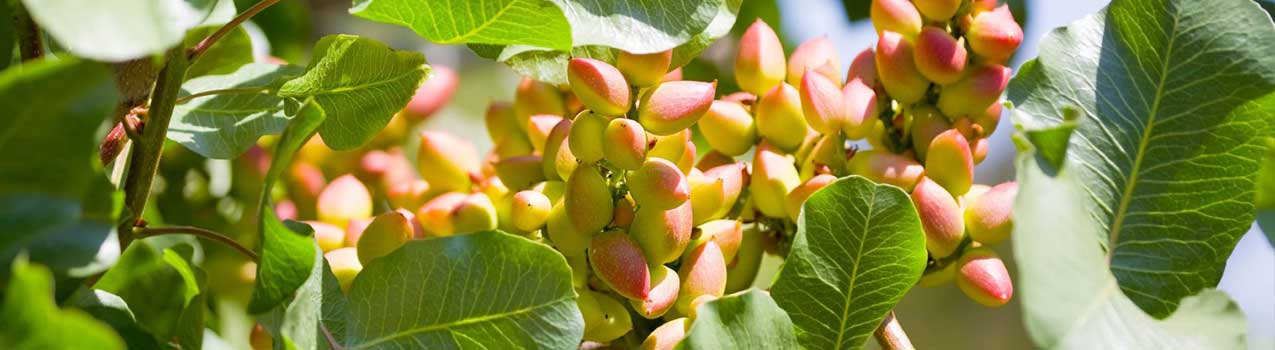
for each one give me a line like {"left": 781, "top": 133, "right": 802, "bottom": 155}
{"left": 910, "top": 105, "right": 951, "bottom": 161}
{"left": 914, "top": 0, "right": 961, "bottom": 21}
{"left": 631, "top": 265, "right": 680, "bottom": 318}
{"left": 546, "top": 201, "right": 590, "bottom": 257}
{"left": 403, "top": 65, "right": 458, "bottom": 121}
{"left": 526, "top": 114, "right": 564, "bottom": 152}
{"left": 494, "top": 155, "right": 545, "bottom": 191}
{"left": 689, "top": 219, "right": 744, "bottom": 263}
{"left": 511, "top": 190, "right": 552, "bottom": 232}
{"left": 800, "top": 70, "right": 849, "bottom": 134}
{"left": 937, "top": 64, "right": 1011, "bottom": 117}
{"left": 871, "top": 0, "right": 923, "bottom": 38}
{"left": 631, "top": 201, "right": 693, "bottom": 264}
{"left": 541, "top": 118, "right": 575, "bottom": 181}
{"left": 356, "top": 211, "right": 413, "bottom": 265}
{"left": 628, "top": 158, "right": 691, "bottom": 210}
{"left": 725, "top": 226, "right": 764, "bottom": 293}
{"left": 317, "top": 175, "right": 373, "bottom": 229}
{"left": 847, "top": 48, "right": 879, "bottom": 88}
{"left": 735, "top": 19, "right": 787, "bottom": 95}
{"left": 416, "top": 192, "right": 466, "bottom": 237}
{"left": 675, "top": 241, "right": 727, "bottom": 315}
{"left": 491, "top": 133, "right": 534, "bottom": 160}
{"left": 925, "top": 129, "right": 975, "bottom": 195}
{"left": 603, "top": 118, "right": 648, "bottom": 170}
{"left": 971, "top": 137, "right": 990, "bottom": 164}
{"left": 416, "top": 131, "right": 480, "bottom": 192}
{"left": 967, "top": 5, "right": 1023, "bottom": 64}
{"left": 755, "top": 83, "right": 810, "bottom": 152}
{"left": 478, "top": 177, "right": 515, "bottom": 233}
{"left": 787, "top": 36, "right": 842, "bottom": 86}
{"left": 618, "top": 50, "right": 673, "bottom": 87}
{"left": 612, "top": 194, "right": 636, "bottom": 229}
{"left": 750, "top": 143, "right": 802, "bottom": 219}
{"left": 565, "top": 165, "right": 614, "bottom": 235}
{"left": 638, "top": 81, "right": 716, "bottom": 136}
{"left": 484, "top": 102, "right": 520, "bottom": 142}
{"left": 580, "top": 290, "right": 633, "bottom": 342}
{"left": 914, "top": 27, "right": 968, "bottom": 85}
{"left": 957, "top": 247, "right": 1013, "bottom": 307}
{"left": 568, "top": 58, "right": 631, "bottom": 116}
{"left": 876, "top": 31, "right": 931, "bottom": 104}
{"left": 971, "top": 0, "right": 998, "bottom": 13}
{"left": 568, "top": 111, "right": 610, "bottom": 164}
{"left": 567, "top": 254, "right": 589, "bottom": 288}
{"left": 704, "top": 162, "right": 748, "bottom": 219}
{"left": 514, "top": 78, "right": 566, "bottom": 127}
{"left": 324, "top": 247, "right": 362, "bottom": 294}
{"left": 641, "top": 318, "right": 688, "bottom": 350}
{"left": 536, "top": 180, "right": 567, "bottom": 205}
{"left": 590, "top": 230, "right": 651, "bottom": 300}
{"left": 688, "top": 169, "right": 727, "bottom": 225}
{"left": 306, "top": 221, "right": 346, "bottom": 253}
{"left": 451, "top": 193, "right": 498, "bottom": 234}
{"left": 848, "top": 150, "right": 926, "bottom": 191}
{"left": 699, "top": 101, "right": 757, "bottom": 156}
{"left": 911, "top": 177, "right": 966, "bottom": 258}
{"left": 918, "top": 261, "right": 957, "bottom": 287}
{"left": 841, "top": 78, "right": 879, "bottom": 139}
{"left": 786, "top": 174, "right": 838, "bottom": 221}
{"left": 648, "top": 129, "right": 691, "bottom": 164}
{"left": 966, "top": 181, "right": 1017, "bottom": 245}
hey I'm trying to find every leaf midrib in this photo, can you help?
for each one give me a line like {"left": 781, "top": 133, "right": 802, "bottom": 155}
{"left": 832, "top": 189, "right": 877, "bottom": 349}
{"left": 282, "top": 68, "right": 421, "bottom": 98}
{"left": 344, "top": 295, "right": 574, "bottom": 349}
{"left": 438, "top": 0, "right": 522, "bottom": 44}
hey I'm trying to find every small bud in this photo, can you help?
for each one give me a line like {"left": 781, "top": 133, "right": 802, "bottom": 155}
{"left": 913, "top": 27, "right": 968, "bottom": 84}
{"left": 565, "top": 165, "right": 614, "bottom": 234}
{"left": 786, "top": 174, "right": 838, "bottom": 221}
{"left": 871, "top": 0, "right": 923, "bottom": 39}
{"left": 750, "top": 142, "right": 802, "bottom": 219}
{"left": 638, "top": 81, "right": 716, "bottom": 136}
{"left": 568, "top": 110, "right": 610, "bottom": 164}
{"left": 846, "top": 47, "right": 878, "bottom": 88}
{"left": 356, "top": 211, "right": 413, "bottom": 265}
{"left": 403, "top": 65, "right": 458, "bottom": 121}
{"left": 640, "top": 318, "right": 687, "bottom": 350}
{"left": 514, "top": 78, "right": 566, "bottom": 127}
{"left": 800, "top": 70, "right": 849, "bottom": 134}
{"left": 511, "top": 190, "right": 552, "bottom": 232}
{"left": 416, "top": 192, "right": 466, "bottom": 237}
{"left": 631, "top": 265, "right": 680, "bottom": 319}
{"left": 841, "top": 78, "right": 879, "bottom": 139}
{"left": 925, "top": 129, "right": 975, "bottom": 195}
{"left": 631, "top": 201, "right": 693, "bottom": 264}
{"left": 914, "top": 0, "right": 961, "bottom": 21}
{"left": 755, "top": 83, "right": 811, "bottom": 152}
{"left": 971, "top": 136, "right": 990, "bottom": 164}
{"left": 603, "top": 118, "right": 648, "bottom": 170}
{"left": 546, "top": 201, "right": 590, "bottom": 257}
{"left": 699, "top": 100, "right": 757, "bottom": 156}
{"left": 876, "top": 31, "right": 931, "bottom": 104}
{"left": 909, "top": 105, "right": 952, "bottom": 161}
{"left": 974, "top": 102, "right": 1003, "bottom": 136}
{"left": 966, "top": 181, "right": 1017, "bottom": 244}
{"left": 618, "top": 50, "right": 673, "bottom": 87}
{"left": 787, "top": 36, "right": 842, "bottom": 86}
{"left": 735, "top": 20, "right": 787, "bottom": 95}
{"left": 911, "top": 177, "right": 965, "bottom": 258}
{"left": 526, "top": 114, "right": 564, "bottom": 152}
{"left": 937, "top": 64, "right": 1011, "bottom": 117}
{"left": 99, "top": 122, "right": 127, "bottom": 165}
{"left": 494, "top": 155, "right": 546, "bottom": 191}
{"left": 568, "top": 58, "right": 631, "bottom": 116}
{"left": 676, "top": 241, "right": 727, "bottom": 315}
{"left": 317, "top": 175, "right": 373, "bottom": 229}
{"left": 580, "top": 290, "right": 634, "bottom": 342}
{"left": 688, "top": 169, "right": 727, "bottom": 225}
{"left": 967, "top": 5, "right": 1023, "bottom": 64}
{"left": 306, "top": 221, "right": 346, "bottom": 253}
{"left": 957, "top": 247, "right": 1013, "bottom": 307}
{"left": 627, "top": 158, "right": 691, "bottom": 210}
{"left": 416, "top": 131, "right": 481, "bottom": 192}
{"left": 325, "top": 247, "right": 363, "bottom": 294}
{"left": 541, "top": 118, "right": 575, "bottom": 181}
{"left": 848, "top": 150, "right": 926, "bottom": 192}
{"left": 590, "top": 230, "right": 652, "bottom": 300}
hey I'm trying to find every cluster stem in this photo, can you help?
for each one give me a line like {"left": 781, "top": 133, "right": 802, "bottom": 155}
{"left": 874, "top": 311, "right": 916, "bottom": 350}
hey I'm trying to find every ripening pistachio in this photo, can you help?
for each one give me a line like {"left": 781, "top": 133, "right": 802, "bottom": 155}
{"left": 725, "top": 226, "right": 765, "bottom": 293}
{"left": 514, "top": 78, "right": 565, "bottom": 127}
{"left": 567, "top": 58, "right": 631, "bottom": 116}
{"left": 937, "top": 64, "right": 1011, "bottom": 117}
{"left": 603, "top": 118, "right": 648, "bottom": 170}
{"left": 876, "top": 31, "right": 931, "bottom": 104}
{"left": 914, "top": 27, "right": 967, "bottom": 85}
{"left": 696, "top": 150, "right": 735, "bottom": 172}
{"left": 967, "top": 5, "right": 1023, "bottom": 63}
{"left": 911, "top": 177, "right": 966, "bottom": 258}
{"left": 416, "top": 192, "right": 466, "bottom": 237}
{"left": 627, "top": 158, "right": 691, "bottom": 210}
{"left": 918, "top": 262, "right": 956, "bottom": 287}
{"left": 674, "top": 139, "right": 697, "bottom": 174}
{"left": 800, "top": 70, "right": 849, "bottom": 134}
{"left": 786, "top": 174, "right": 838, "bottom": 221}
{"left": 511, "top": 190, "right": 552, "bottom": 232}
{"left": 547, "top": 201, "right": 590, "bottom": 257}
{"left": 704, "top": 162, "right": 748, "bottom": 219}
{"left": 275, "top": 200, "right": 298, "bottom": 221}
{"left": 612, "top": 194, "right": 636, "bottom": 229}
{"left": 971, "top": 137, "right": 990, "bottom": 164}
{"left": 491, "top": 133, "right": 534, "bottom": 160}
{"left": 735, "top": 19, "right": 787, "bottom": 95}
{"left": 974, "top": 102, "right": 1003, "bottom": 136}
{"left": 451, "top": 193, "right": 498, "bottom": 234}
{"left": 631, "top": 201, "right": 693, "bottom": 264}
{"left": 345, "top": 218, "right": 371, "bottom": 247}
{"left": 966, "top": 181, "right": 1017, "bottom": 245}
{"left": 971, "top": 0, "right": 998, "bottom": 13}
{"left": 590, "top": 230, "right": 651, "bottom": 300}
{"left": 910, "top": 105, "right": 951, "bottom": 161}
{"left": 957, "top": 247, "right": 1014, "bottom": 307}
{"left": 688, "top": 169, "right": 727, "bottom": 225}
{"left": 416, "top": 131, "right": 481, "bottom": 192}
{"left": 638, "top": 81, "right": 716, "bottom": 136}
{"left": 618, "top": 50, "right": 673, "bottom": 87}
{"left": 569, "top": 110, "right": 610, "bottom": 164}
{"left": 675, "top": 241, "right": 727, "bottom": 315}
{"left": 541, "top": 118, "right": 576, "bottom": 181}
{"left": 317, "top": 175, "right": 373, "bottom": 230}
{"left": 914, "top": 0, "right": 960, "bottom": 21}
{"left": 750, "top": 142, "right": 802, "bottom": 219}
{"left": 526, "top": 114, "right": 564, "bottom": 152}
{"left": 699, "top": 101, "right": 757, "bottom": 156}
{"left": 847, "top": 48, "right": 878, "bottom": 88}
{"left": 286, "top": 163, "right": 325, "bottom": 219}
{"left": 871, "top": 0, "right": 923, "bottom": 38}
{"left": 356, "top": 211, "right": 413, "bottom": 265}
{"left": 305, "top": 221, "right": 346, "bottom": 253}
{"left": 848, "top": 150, "right": 926, "bottom": 191}
{"left": 484, "top": 102, "right": 520, "bottom": 142}
{"left": 580, "top": 290, "right": 634, "bottom": 343}
{"left": 641, "top": 318, "right": 688, "bottom": 350}
{"left": 841, "top": 78, "right": 878, "bottom": 139}
{"left": 787, "top": 36, "right": 842, "bottom": 86}
{"left": 648, "top": 129, "right": 690, "bottom": 164}
{"left": 631, "top": 265, "right": 680, "bottom": 319}
{"left": 325, "top": 247, "right": 362, "bottom": 294}
{"left": 926, "top": 129, "right": 975, "bottom": 195}
{"left": 689, "top": 219, "right": 744, "bottom": 263}
{"left": 401, "top": 65, "right": 458, "bottom": 121}
{"left": 565, "top": 165, "right": 614, "bottom": 234}
{"left": 756, "top": 83, "right": 811, "bottom": 152}
{"left": 494, "top": 155, "right": 545, "bottom": 192}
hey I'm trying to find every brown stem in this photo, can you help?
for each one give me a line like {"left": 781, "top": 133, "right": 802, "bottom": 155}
{"left": 187, "top": 0, "right": 281, "bottom": 60}
{"left": 117, "top": 48, "right": 189, "bottom": 248}
{"left": 13, "top": 2, "right": 43, "bottom": 61}
{"left": 874, "top": 311, "right": 915, "bottom": 350}
{"left": 135, "top": 226, "right": 260, "bottom": 263}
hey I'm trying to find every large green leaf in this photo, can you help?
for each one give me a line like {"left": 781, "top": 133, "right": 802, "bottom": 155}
{"left": 19, "top": 0, "right": 222, "bottom": 61}
{"left": 259, "top": 244, "right": 349, "bottom": 350}
{"left": 277, "top": 35, "right": 427, "bottom": 150}
{"left": 547, "top": 0, "right": 718, "bottom": 54}
{"left": 170, "top": 63, "right": 303, "bottom": 159}
{"left": 351, "top": 0, "right": 573, "bottom": 51}
{"left": 69, "top": 289, "right": 165, "bottom": 350}
{"left": 1007, "top": 0, "right": 1275, "bottom": 318}
{"left": 93, "top": 241, "right": 206, "bottom": 347}
{"left": 675, "top": 290, "right": 798, "bottom": 350}
{"left": 340, "top": 231, "right": 582, "bottom": 349}
{"left": 248, "top": 101, "right": 325, "bottom": 314}
{"left": 0, "top": 259, "right": 124, "bottom": 350}
{"left": 770, "top": 176, "right": 926, "bottom": 350}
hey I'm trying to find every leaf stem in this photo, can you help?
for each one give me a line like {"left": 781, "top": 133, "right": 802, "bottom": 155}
{"left": 188, "top": 0, "right": 281, "bottom": 60}
{"left": 174, "top": 87, "right": 273, "bottom": 104}
{"left": 117, "top": 48, "right": 189, "bottom": 248}
{"left": 136, "top": 226, "right": 260, "bottom": 263}
{"left": 13, "top": 2, "right": 43, "bottom": 61}
{"left": 873, "top": 311, "right": 915, "bottom": 350}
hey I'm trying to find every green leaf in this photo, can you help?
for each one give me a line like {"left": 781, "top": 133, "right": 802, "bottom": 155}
{"left": 1007, "top": 0, "right": 1275, "bottom": 318}
{"left": 0, "top": 197, "right": 119, "bottom": 279}
{"left": 675, "top": 290, "right": 798, "bottom": 350}
{"left": 93, "top": 241, "right": 206, "bottom": 346}
{"left": 184, "top": 25, "right": 254, "bottom": 78}
{"left": 1011, "top": 150, "right": 1248, "bottom": 349}
{"left": 340, "top": 231, "right": 583, "bottom": 349}
{"left": 350, "top": 0, "right": 573, "bottom": 51}
{"left": 247, "top": 100, "right": 325, "bottom": 314}
{"left": 278, "top": 35, "right": 427, "bottom": 150}
{"left": 0, "top": 259, "right": 124, "bottom": 350}
{"left": 259, "top": 244, "right": 349, "bottom": 350}
{"left": 20, "top": 0, "right": 220, "bottom": 61}
{"left": 69, "top": 289, "right": 166, "bottom": 350}
{"left": 769, "top": 176, "right": 927, "bottom": 350}
{"left": 547, "top": 0, "right": 719, "bottom": 54}
{"left": 170, "top": 63, "right": 303, "bottom": 159}
{"left": 0, "top": 1, "right": 14, "bottom": 71}
{"left": 669, "top": 0, "right": 740, "bottom": 68}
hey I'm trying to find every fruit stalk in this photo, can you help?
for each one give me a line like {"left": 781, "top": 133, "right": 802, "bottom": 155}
{"left": 873, "top": 311, "right": 916, "bottom": 350}
{"left": 135, "top": 226, "right": 260, "bottom": 262}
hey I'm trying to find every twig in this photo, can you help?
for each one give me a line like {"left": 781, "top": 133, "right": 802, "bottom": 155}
{"left": 187, "top": 0, "right": 281, "bottom": 60}
{"left": 13, "top": 2, "right": 43, "bottom": 61}
{"left": 135, "top": 226, "right": 260, "bottom": 263}
{"left": 874, "top": 311, "right": 915, "bottom": 350}
{"left": 117, "top": 48, "right": 189, "bottom": 248}
{"left": 320, "top": 323, "right": 342, "bottom": 349}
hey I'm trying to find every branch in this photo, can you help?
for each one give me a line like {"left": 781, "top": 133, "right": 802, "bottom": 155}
{"left": 874, "top": 311, "right": 915, "bottom": 350}
{"left": 135, "top": 226, "right": 260, "bottom": 263}
{"left": 13, "top": 2, "right": 43, "bottom": 61}
{"left": 187, "top": 0, "right": 281, "bottom": 60}
{"left": 117, "top": 48, "right": 189, "bottom": 248}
